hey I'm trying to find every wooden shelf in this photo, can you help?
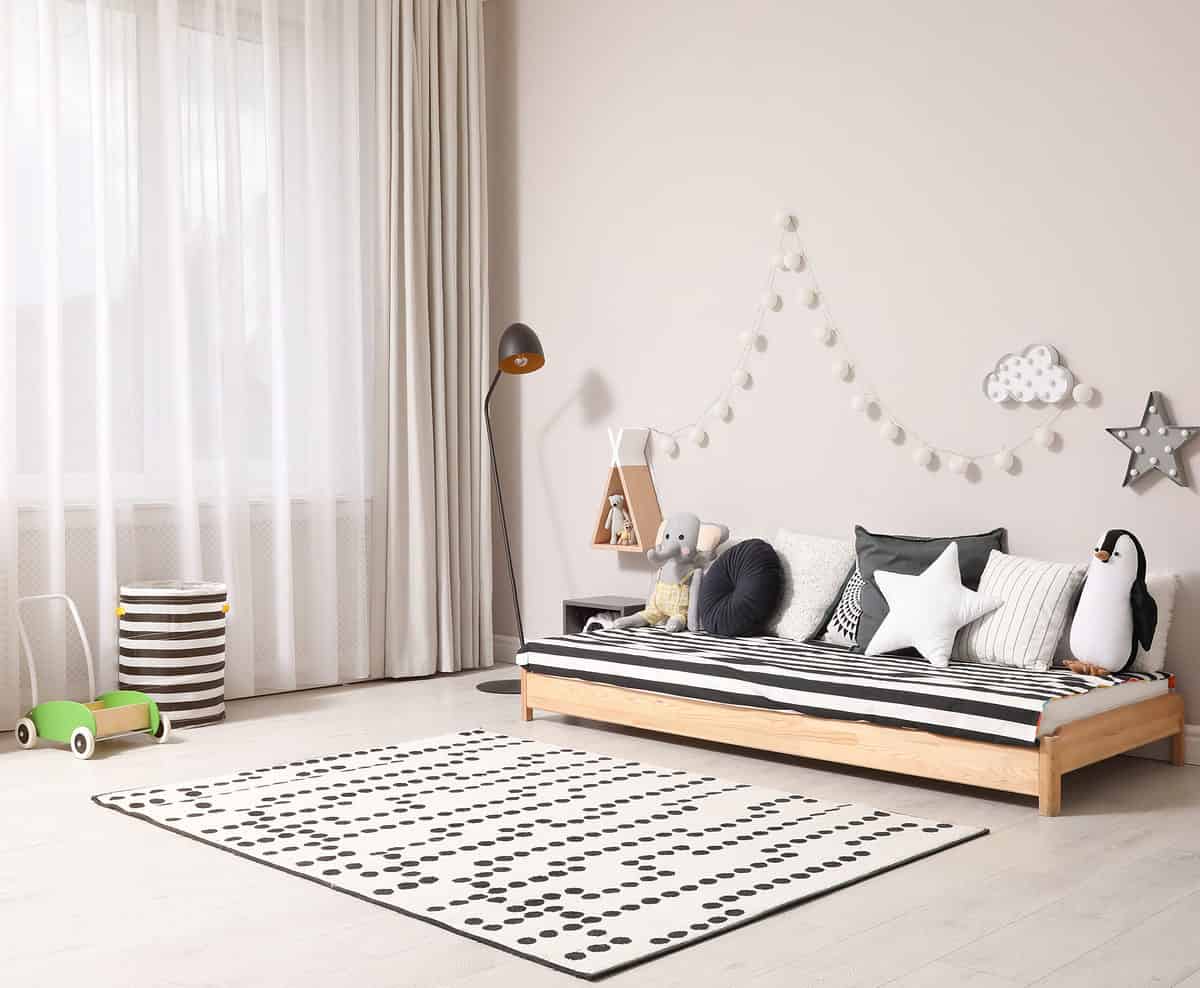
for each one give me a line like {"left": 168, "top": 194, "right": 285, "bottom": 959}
{"left": 591, "top": 429, "right": 663, "bottom": 552}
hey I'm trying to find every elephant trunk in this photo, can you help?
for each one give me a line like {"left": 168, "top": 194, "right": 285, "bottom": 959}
{"left": 646, "top": 541, "right": 680, "bottom": 565}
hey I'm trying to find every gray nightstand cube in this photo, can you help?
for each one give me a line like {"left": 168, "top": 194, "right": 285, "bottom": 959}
{"left": 562, "top": 595, "right": 645, "bottom": 635}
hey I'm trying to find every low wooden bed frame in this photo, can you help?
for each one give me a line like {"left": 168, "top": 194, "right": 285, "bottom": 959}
{"left": 519, "top": 669, "right": 1185, "bottom": 816}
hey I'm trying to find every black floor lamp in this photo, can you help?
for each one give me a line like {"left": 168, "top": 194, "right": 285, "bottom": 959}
{"left": 477, "top": 322, "right": 544, "bottom": 695}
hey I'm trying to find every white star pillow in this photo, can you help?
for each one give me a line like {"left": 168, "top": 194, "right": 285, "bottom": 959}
{"left": 865, "top": 542, "right": 1002, "bottom": 668}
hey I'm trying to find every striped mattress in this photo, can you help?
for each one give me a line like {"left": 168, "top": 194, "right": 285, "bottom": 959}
{"left": 517, "top": 628, "right": 1172, "bottom": 747}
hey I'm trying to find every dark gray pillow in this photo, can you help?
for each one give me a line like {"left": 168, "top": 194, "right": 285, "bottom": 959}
{"left": 699, "top": 538, "right": 783, "bottom": 638}
{"left": 853, "top": 525, "right": 1007, "bottom": 654}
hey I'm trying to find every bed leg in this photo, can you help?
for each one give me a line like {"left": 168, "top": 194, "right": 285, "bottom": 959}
{"left": 1038, "top": 736, "right": 1062, "bottom": 817}
{"left": 520, "top": 669, "right": 533, "bottom": 722}
{"left": 1171, "top": 724, "right": 1186, "bottom": 767}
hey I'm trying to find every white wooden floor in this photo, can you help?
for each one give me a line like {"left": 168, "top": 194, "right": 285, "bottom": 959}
{"left": 4, "top": 669, "right": 1199, "bottom": 988}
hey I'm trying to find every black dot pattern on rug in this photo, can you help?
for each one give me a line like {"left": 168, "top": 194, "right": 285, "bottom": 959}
{"left": 93, "top": 729, "right": 983, "bottom": 978}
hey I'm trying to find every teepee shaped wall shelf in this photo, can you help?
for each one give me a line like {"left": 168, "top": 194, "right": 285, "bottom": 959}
{"left": 591, "top": 427, "right": 663, "bottom": 552}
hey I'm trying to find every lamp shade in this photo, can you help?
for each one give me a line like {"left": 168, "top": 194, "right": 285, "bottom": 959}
{"left": 497, "top": 322, "right": 545, "bottom": 375}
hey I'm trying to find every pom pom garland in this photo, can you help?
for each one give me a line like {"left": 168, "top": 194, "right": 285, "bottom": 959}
{"left": 641, "top": 212, "right": 1089, "bottom": 479}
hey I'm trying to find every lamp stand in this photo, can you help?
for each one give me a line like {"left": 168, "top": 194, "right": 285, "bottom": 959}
{"left": 477, "top": 368, "right": 525, "bottom": 695}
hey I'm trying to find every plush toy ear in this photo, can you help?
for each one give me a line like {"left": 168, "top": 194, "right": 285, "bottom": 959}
{"left": 697, "top": 523, "right": 730, "bottom": 554}
{"left": 1131, "top": 579, "right": 1158, "bottom": 652}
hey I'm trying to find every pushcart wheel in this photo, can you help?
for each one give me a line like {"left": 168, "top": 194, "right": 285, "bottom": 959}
{"left": 153, "top": 715, "right": 172, "bottom": 744}
{"left": 15, "top": 717, "right": 37, "bottom": 749}
{"left": 70, "top": 726, "right": 96, "bottom": 760}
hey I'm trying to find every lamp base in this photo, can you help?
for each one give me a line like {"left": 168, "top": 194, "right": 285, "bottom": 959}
{"left": 476, "top": 677, "right": 523, "bottom": 695}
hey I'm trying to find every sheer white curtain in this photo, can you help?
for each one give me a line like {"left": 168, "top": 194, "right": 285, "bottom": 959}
{"left": 0, "top": 0, "right": 382, "bottom": 722}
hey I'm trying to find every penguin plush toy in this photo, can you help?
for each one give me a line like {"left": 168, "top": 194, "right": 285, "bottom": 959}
{"left": 1066, "top": 529, "right": 1157, "bottom": 676}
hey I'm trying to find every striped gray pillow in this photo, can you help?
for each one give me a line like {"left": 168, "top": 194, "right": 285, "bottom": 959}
{"left": 955, "top": 550, "right": 1085, "bottom": 671}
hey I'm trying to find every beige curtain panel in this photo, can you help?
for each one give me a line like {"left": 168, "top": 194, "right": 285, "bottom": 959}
{"left": 375, "top": 0, "right": 494, "bottom": 678}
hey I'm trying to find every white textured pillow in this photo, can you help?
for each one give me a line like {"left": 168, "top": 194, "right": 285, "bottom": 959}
{"left": 956, "top": 550, "right": 1085, "bottom": 671}
{"left": 771, "top": 529, "right": 856, "bottom": 640}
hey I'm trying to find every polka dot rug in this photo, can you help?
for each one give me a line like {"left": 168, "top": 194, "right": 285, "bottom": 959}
{"left": 93, "top": 729, "right": 987, "bottom": 980}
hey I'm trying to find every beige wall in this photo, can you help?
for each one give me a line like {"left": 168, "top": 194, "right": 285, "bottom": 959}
{"left": 484, "top": 0, "right": 1200, "bottom": 712}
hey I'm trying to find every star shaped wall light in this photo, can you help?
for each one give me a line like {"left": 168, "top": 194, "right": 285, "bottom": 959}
{"left": 1107, "top": 391, "right": 1198, "bottom": 488}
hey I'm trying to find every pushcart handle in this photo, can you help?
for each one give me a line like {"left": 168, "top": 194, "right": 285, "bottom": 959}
{"left": 16, "top": 594, "right": 96, "bottom": 709}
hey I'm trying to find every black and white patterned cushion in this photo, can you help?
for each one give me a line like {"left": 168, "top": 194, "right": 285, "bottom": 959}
{"left": 823, "top": 567, "right": 865, "bottom": 646}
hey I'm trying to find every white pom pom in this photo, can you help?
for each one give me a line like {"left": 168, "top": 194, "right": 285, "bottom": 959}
{"left": 805, "top": 288, "right": 821, "bottom": 309}
{"left": 1072, "top": 383, "right": 1094, "bottom": 403}
{"left": 770, "top": 252, "right": 786, "bottom": 271}
{"left": 812, "top": 325, "right": 835, "bottom": 346}
{"left": 879, "top": 421, "right": 900, "bottom": 442}
{"left": 738, "top": 329, "right": 759, "bottom": 348}
{"left": 690, "top": 426, "right": 709, "bottom": 448}
{"left": 660, "top": 435, "right": 679, "bottom": 457}
{"left": 732, "top": 368, "right": 751, "bottom": 389}
{"left": 715, "top": 399, "right": 732, "bottom": 422}
{"left": 783, "top": 250, "right": 806, "bottom": 272}
{"left": 993, "top": 449, "right": 1014, "bottom": 472}
{"left": 1033, "top": 427, "right": 1056, "bottom": 448}
{"left": 762, "top": 291, "right": 782, "bottom": 312}
{"left": 831, "top": 359, "right": 852, "bottom": 381}
{"left": 850, "top": 393, "right": 868, "bottom": 413}
{"left": 912, "top": 446, "right": 933, "bottom": 467}
{"left": 949, "top": 455, "right": 969, "bottom": 476}
{"left": 775, "top": 211, "right": 798, "bottom": 231}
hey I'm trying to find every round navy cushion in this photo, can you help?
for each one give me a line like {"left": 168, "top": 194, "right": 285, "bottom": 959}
{"left": 699, "top": 538, "right": 783, "bottom": 638}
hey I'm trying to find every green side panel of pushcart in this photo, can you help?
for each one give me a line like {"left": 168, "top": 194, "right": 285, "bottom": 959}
{"left": 96, "top": 690, "right": 160, "bottom": 734}
{"left": 28, "top": 701, "right": 96, "bottom": 744}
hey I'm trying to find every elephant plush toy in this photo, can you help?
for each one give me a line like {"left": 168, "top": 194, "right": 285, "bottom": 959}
{"left": 613, "top": 512, "right": 729, "bottom": 632}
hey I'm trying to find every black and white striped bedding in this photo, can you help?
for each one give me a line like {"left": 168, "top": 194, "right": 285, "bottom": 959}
{"left": 517, "top": 628, "right": 1172, "bottom": 747}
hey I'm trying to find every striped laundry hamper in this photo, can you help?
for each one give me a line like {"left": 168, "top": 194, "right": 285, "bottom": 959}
{"left": 117, "top": 581, "right": 229, "bottom": 728}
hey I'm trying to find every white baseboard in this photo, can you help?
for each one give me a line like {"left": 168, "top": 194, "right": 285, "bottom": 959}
{"left": 493, "top": 634, "right": 520, "bottom": 665}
